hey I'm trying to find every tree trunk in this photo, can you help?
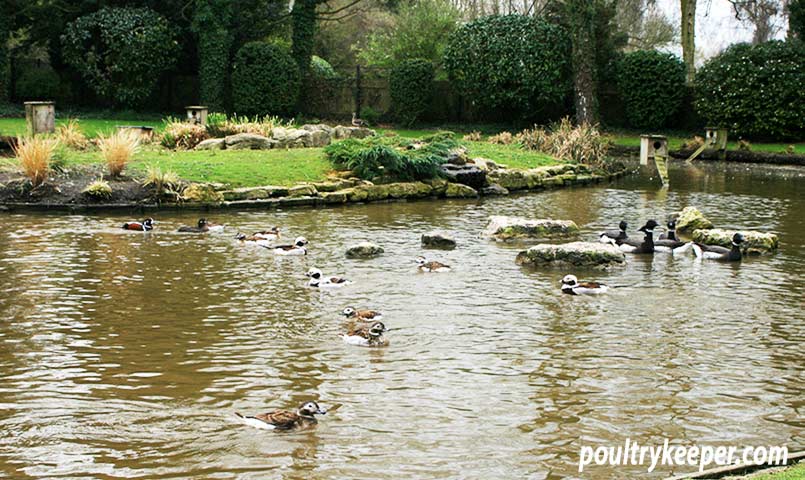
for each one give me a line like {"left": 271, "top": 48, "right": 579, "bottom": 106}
{"left": 0, "top": 0, "right": 10, "bottom": 103}
{"left": 569, "top": 0, "right": 599, "bottom": 124}
{"left": 681, "top": 0, "right": 696, "bottom": 84}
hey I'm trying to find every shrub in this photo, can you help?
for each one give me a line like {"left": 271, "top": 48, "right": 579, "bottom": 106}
{"left": 390, "top": 59, "right": 434, "bottom": 125}
{"left": 311, "top": 56, "right": 338, "bottom": 79}
{"left": 99, "top": 130, "right": 140, "bottom": 177}
{"left": 56, "top": 119, "right": 89, "bottom": 150}
{"left": 488, "top": 132, "right": 514, "bottom": 145}
{"left": 204, "top": 114, "right": 289, "bottom": 138}
{"left": 161, "top": 119, "right": 209, "bottom": 149}
{"left": 518, "top": 118, "right": 611, "bottom": 169}
{"left": 15, "top": 68, "right": 61, "bottom": 101}
{"left": 790, "top": 0, "right": 805, "bottom": 39}
{"left": 232, "top": 42, "right": 301, "bottom": 116}
{"left": 82, "top": 179, "right": 113, "bottom": 199}
{"left": 463, "top": 131, "right": 481, "bottom": 142}
{"left": 192, "top": 0, "right": 233, "bottom": 111}
{"left": 615, "top": 50, "right": 686, "bottom": 129}
{"left": 359, "top": 106, "right": 382, "bottom": 126}
{"left": 325, "top": 132, "right": 458, "bottom": 181}
{"left": 13, "top": 136, "right": 57, "bottom": 187}
{"left": 695, "top": 41, "right": 805, "bottom": 140}
{"left": 61, "top": 7, "right": 178, "bottom": 107}
{"left": 143, "top": 164, "right": 182, "bottom": 200}
{"left": 444, "top": 15, "right": 571, "bottom": 116}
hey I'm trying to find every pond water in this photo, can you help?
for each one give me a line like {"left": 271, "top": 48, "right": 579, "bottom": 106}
{"left": 0, "top": 162, "right": 803, "bottom": 479}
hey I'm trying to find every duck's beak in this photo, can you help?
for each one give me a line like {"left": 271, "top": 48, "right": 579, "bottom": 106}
{"left": 317, "top": 407, "right": 327, "bottom": 415}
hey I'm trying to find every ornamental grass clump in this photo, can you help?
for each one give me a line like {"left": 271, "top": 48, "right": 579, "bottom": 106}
{"left": 99, "top": 129, "right": 140, "bottom": 177}
{"left": 161, "top": 118, "right": 209, "bottom": 149}
{"left": 56, "top": 119, "right": 89, "bottom": 150}
{"left": 13, "top": 136, "right": 58, "bottom": 187}
{"left": 517, "top": 118, "right": 610, "bottom": 169}
{"left": 82, "top": 179, "right": 113, "bottom": 199}
{"left": 488, "top": 131, "right": 514, "bottom": 145}
{"left": 142, "top": 164, "right": 182, "bottom": 200}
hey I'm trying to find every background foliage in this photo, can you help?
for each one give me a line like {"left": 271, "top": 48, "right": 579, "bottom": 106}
{"left": 390, "top": 59, "right": 434, "bottom": 125}
{"left": 193, "top": 0, "right": 233, "bottom": 112}
{"left": 695, "top": 41, "right": 805, "bottom": 139}
{"left": 615, "top": 50, "right": 686, "bottom": 129}
{"left": 231, "top": 41, "right": 301, "bottom": 116}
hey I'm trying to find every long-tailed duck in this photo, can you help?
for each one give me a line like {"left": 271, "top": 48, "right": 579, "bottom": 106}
{"left": 692, "top": 232, "right": 744, "bottom": 261}
{"left": 235, "top": 401, "right": 328, "bottom": 430}
{"left": 234, "top": 232, "right": 272, "bottom": 246}
{"left": 343, "top": 321, "right": 389, "bottom": 347}
{"left": 267, "top": 237, "right": 308, "bottom": 255}
{"left": 252, "top": 227, "right": 280, "bottom": 241}
{"left": 560, "top": 274, "right": 609, "bottom": 295}
{"left": 341, "top": 307, "right": 383, "bottom": 321}
{"left": 177, "top": 218, "right": 219, "bottom": 233}
{"left": 122, "top": 218, "right": 154, "bottom": 231}
{"left": 416, "top": 256, "right": 451, "bottom": 272}
{"left": 306, "top": 268, "right": 352, "bottom": 288}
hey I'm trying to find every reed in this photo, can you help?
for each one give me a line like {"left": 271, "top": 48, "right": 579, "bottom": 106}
{"left": 12, "top": 136, "right": 58, "bottom": 187}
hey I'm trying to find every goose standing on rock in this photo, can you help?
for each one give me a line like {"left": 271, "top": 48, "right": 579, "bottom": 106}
{"left": 599, "top": 221, "right": 628, "bottom": 245}
{"left": 692, "top": 233, "right": 744, "bottom": 261}
{"left": 616, "top": 220, "right": 658, "bottom": 254}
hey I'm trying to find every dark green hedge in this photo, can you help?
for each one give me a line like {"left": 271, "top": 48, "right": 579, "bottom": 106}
{"left": 790, "top": 0, "right": 804, "bottom": 39}
{"left": 443, "top": 15, "right": 571, "bottom": 117}
{"left": 61, "top": 7, "right": 178, "bottom": 107}
{"left": 615, "top": 50, "right": 686, "bottom": 130}
{"left": 193, "top": 0, "right": 233, "bottom": 112}
{"left": 231, "top": 41, "right": 301, "bottom": 116}
{"left": 696, "top": 41, "right": 805, "bottom": 140}
{"left": 15, "top": 68, "right": 61, "bottom": 101}
{"left": 390, "top": 59, "right": 434, "bottom": 126}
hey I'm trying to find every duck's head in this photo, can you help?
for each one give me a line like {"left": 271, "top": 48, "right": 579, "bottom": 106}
{"left": 269, "top": 226, "right": 281, "bottom": 235}
{"left": 666, "top": 220, "right": 676, "bottom": 231}
{"left": 234, "top": 233, "right": 246, "bottom": 241}
{"left": 732, "top": 232, "right": 745, "bottom": 245}
{"left": 297, "top": 401, "right": 327, "bottom": 417}
{"left": 638, "top": 220, "right": 659, "bottom": 234}
{"left": 368, "top": 321, "right": 387, "bottom": 337}
{"left": 143, "top": 218, "right": 155, "bottom": 228}
{"left": 561, "top": 274, "right": 578, "bottom": 287}
{"left": 618, "top": 221, "right": 627, "bottom": 231}
{"left": 415, "top": 256, "right": 427, "bottom": 266}
{"left": 294, "top": 237, "right": 309, "bottom": 247}
{"left": 197, "top": 218, "right": 208, "bottom": 228}
{"left": 342, "top": 307, "right": 357, "bottom": 318}
{"left": 306, "top": 268, "right": 322, "bottom": 279}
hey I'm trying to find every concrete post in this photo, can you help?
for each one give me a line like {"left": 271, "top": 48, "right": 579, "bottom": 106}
{"left": 24, "top": 101, "right": 55, "bottom": 135}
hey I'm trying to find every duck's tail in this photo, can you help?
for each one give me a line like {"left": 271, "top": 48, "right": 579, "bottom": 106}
{"left": 691, "top": 243, "right": 704, "bottom": 258}
{"left": 672, "top": 242, "right": 695, "bottom": 255}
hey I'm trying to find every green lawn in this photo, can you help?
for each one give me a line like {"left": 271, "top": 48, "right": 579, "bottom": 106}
{"left": 0, "top": 117, "right": 163, "bottom": 137}
{"left": 463, "top": 141, "right": 558, "bottom": 169}
{"left": 608, "top": 133, "right": 805, "bottom": 154}
{"left": 746, "top": 461, "right": 805, "bottom": 479}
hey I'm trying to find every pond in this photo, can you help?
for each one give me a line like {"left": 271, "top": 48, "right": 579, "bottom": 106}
{"left": 1, "top": 161, "right": 803, "bottom": 479}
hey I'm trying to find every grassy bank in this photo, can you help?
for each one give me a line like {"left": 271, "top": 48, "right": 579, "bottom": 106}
{"left": 0, "top": 118, "right": 162, "bottom": 137}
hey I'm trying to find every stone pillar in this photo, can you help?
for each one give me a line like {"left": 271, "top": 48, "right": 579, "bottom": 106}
{"left": 24, "top": 101, "right": 55, "bottom": 135}
{"left": 186, "top": 106, "right": 208, "bottom": 126}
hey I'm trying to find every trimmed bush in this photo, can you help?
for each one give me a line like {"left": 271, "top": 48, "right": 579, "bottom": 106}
{"left": 443, "top": 15, "right": 571, "bottom": 116}
{"left": 390, "top": 59, "right": 434, "bottom": 125}
{"left": 311, "top": 56, "right": 338, "bottom": 79}
{"left": 15, "top": 68, "right": 61, "bottom": 101}
{"left": 61, "top": 7, "right": 178, "bottom": 107}
{"left": 615, "top": 50, "right": 686, "bottom": 129}
{"left": 696, "top": 41, "right": 805, "bottom": 140}
{"left": 232, "top": 42, "right": 301, "bottom": 116}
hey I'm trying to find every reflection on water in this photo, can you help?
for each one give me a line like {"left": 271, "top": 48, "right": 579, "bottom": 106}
{"left": 0, "top": 162, "right": 803, "bottom": 479}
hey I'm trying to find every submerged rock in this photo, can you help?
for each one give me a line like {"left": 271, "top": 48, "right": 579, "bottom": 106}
{"left": 674, "top": 206, "right": 714, "bottom": 233}
{"left": 516, "top": 242, "right": 626, "bottom": 268}
{"left": 483, "top": 216, "right": 580, "bottom": 241}
{"left": 346, "top": 241, "right": 384, "bottom": 258}
{"left": 421, "top": 231, "right": 457, "bottom": 249}
{"left": 692, "top": 228, "right": 779, "bottom": 255}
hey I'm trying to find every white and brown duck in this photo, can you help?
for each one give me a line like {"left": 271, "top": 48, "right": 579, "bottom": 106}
{"left": 341, "top": 306, "right": 383, "bottom": 322}
{"left": 235, "top": 401, "right": 329, "bottom": 431}
{"left": 343, "top": 321, "right": 388, "bottom": 347}
{"left": 416, "top": 256, "right": 451, "bottom": 272}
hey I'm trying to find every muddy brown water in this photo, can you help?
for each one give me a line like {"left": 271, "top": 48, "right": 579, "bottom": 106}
{"left": 1, "top": 162, "right": 803, "bottom": 479}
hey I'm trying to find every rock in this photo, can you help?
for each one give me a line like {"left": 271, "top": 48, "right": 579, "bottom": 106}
{"left": 333, "top": 126, "right": 375, "bottom": 139}
{"left": 225, "top": 133, "right": 277, "bottom": 150}
{"left": 386, "top": 182, "right": 433, "bottom": 199}
{"left": 346, "top": 241, "right": 384, "bottom": 258}
{"left": 481, "top": 184, "right": 509, "bottom": 196}
{"left": 445, "top": 183, "right": 479, "bottom": 198}
{"left": 440, "top": 164, "right": 487, "bottom": 190}
{"left": 195, "top": 138, "right": 226, "bottom": 150}
{"left": 425, "top": 178, "right": 449, "bottom": 196}
{"left": 692, "top": 228, "right": 779, "bottom": 255}
{"left": 469, "top": 157, "right": 503, "bottom": 171}
{"left": 306, "top": 129, "right": 332, "bottom": 147}
{"left": 301, "top": 124, "right": 334, "bottom": 134}
{"left": 182, "top": 183, "right": 224, "bottom": 204}
{"left": 320, "top": 191, "right": 347, "bottom": 204}
{"left": 288, "top": 185, "right": 318, "bottom": 197}
{"left": 271, "top": 127, "right": 312, "bottom": 148}
{"left": 421, "top": 231, "right": 457, "bottom": 249}
{"left": 674, "top": 206, "right": 714, "bottom": 233}
{"left": 483, "top": 215, "right": 580, "bottom": 241}
{"left": 313, "top": 178, "right": 360, "bottom": 192}
{"left": 516, "top": 242, "right": 626, "bottom": 268}
{"left": 221, "top": 186, "right": 289, "bottom": 201}
{"left": 446, "top": 147, "right": 469, "bottom": 165}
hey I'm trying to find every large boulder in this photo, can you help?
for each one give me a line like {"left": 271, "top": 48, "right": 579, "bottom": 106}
{"left": 692, "top": 228, "right": 779, "bottom": 255}
{"left": 195, "top": 138, "right": 226, "bottom": 150}
{"left": 346, "top": 241, "right": 384, "bottom": 258}
{"left": 445, "top": 183, "right": 478, "bottom": 198}
{"left": 182, "top": 183, "right": 224, "bottom": 204}
{"left": 483, "top": 216, "right": 580, "bottom": 241}
{"left": 225, "top": 133, "right": 277, "bottom": 150}
{"left": 271, "top": 127, "right": 311, "bottom": 148}
{"left": 334, "top": 125, "right": 375, "bottom": 139}
{"left": 440, "top": 164, "right": 487, "bottom": 190}
{"left": 674, "top": 207, "right": 714, "bottom": 233}
{"left": 469, "top": 157, "right": 503, "bottom": 171}
{"left": 516, "top": 242, "right": 626, "bottom": 268}
{"left": 421, "top": 231, "right": 457, "bottom": 249}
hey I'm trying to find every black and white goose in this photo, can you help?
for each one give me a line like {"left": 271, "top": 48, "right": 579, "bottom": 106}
{"left": 267, "top": 236, "right": 308, "bottom": 255}
{"left": 616, "top": 220, "right": 659, "bottom": 254}
{"left": 560, "top": 275, "right": 609, "bottom": 295}
{"left": 658, "top": 220, "right": 678, "bottom": 240}
{"left": 692, "top": 233, "right": 744, "bottom": 262}
{"left": 599, "top": 220, "right": 628, "bottom": 245}
{"left": 306, "top": 267, "right": 352, "bottom": 288}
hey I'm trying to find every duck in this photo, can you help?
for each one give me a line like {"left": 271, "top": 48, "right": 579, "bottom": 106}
{"left": 122, "top": 218, "right": 154, "bottom": 231}
{"left": 416, "top": 256, "right": 451, "bottom": 272}
{"left": 235, "top": 401, "right": 328, "bottom": 431}
{"left": 252, "top": 227, "right": 280, "bottom": 241}
{"left": 267, "top": 237, "right": 308, "bottom": 255}
{"left": 692, "top": 233, "right": 744, "bottom": 261}
{"left": 560, "top": 274, "right": 609, "bottom": 295}
{"left": 616, "top": 220, "right": 658, "bottom": 254}
{"left": 234, "top": 232, "right": 272, "bottom": 246}
{"left": 306, "top": 267, "right": 352, "bottom": 288}
{"left": 599, "top": 220, "right": 628, "bottom": 245}
{"left": 658, "top": 220, "right": 678, "bottom": 240}
{"left": 351, "top": 112, "right": 367, "bottom": 127}
{"left": 342, "top": 306, "right": 383, "bottom": 322}
{"left": 342, "top": 321, "right": 388, "bottom": 347}
{"left": 177, "top": 218, "right": 215, "bottom": 233}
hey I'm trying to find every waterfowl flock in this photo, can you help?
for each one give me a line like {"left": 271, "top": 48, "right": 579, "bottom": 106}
{"left": 119, "top": 213, "right": 752, "bottom": 428}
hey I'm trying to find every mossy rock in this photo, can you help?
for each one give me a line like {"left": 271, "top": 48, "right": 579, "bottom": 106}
{"left": 320, "top": 191, "right": 348, "bottom": 204}
{"left": 516, "top": 242, "right": 626, "bottom": 268}
{"left": 674, "top": 206, "right": 714, "bottom": 232}
{"left": 445, "top": 183, "right": 478, "bottom": 198}
{"left": 222, "top": 186, "right": 289, "bottom": 201}
{"left": 346, "top": 241, "right": 384, "bottom": 258}
{"left": 182, "top": 183, "right": 224, "bottom": 204}
{"left": 421, "top": 231, "right": 457, "bottom": 249}
{"left": 692, "top": 228, "right": 778, "bottom": 255}
{"left": 386, "top": 182, "right": 433, "bottom": 199}
{"left": 288, "top": 185, "right": 318, "bottom": 197}
{"left": 483, "top": 215, "right": 580, "bottom": 241}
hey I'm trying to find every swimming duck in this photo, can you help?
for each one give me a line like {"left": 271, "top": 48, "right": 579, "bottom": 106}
{"left": 234, "top": 232, "right": 272, "bottom": 246}
{"left": 616, "top": 220, "right": 658, "bottom": 254}
{"left": 252, "top": 227, "right": 280, "bottom": 241}
{"left": 178, "top": 218, "right": 214, "bottom": 233}
{"left": 342, "top": 307, "right": 383, "bottom": 321}
{"left": 343, "top": 321, "right": 389, "bottom": 347}
{"left": 122, "top": 218, "right": 154, "bottom": 231}
{"left": 560, "top": 274, "right": 609, "bottom": 295}
{"left": 235, "top": 401, "right": 328, "bottom": 431}
{"left": 692, "top": 233, "right": 744, "bottom": 261}
{"left": 306, "top": 267, "right": 352, "bottom": 288}
{"left": 599, "top": 220, "right": 628, "bottom": 245}
{"left": 267, "top": 237, "right": 308, "bottom": 255}
{"left": 658, "top": 220, "right": 678, "bottom": 241}
{"left": 416, "top": 256, "right": 451, "bottom": 272}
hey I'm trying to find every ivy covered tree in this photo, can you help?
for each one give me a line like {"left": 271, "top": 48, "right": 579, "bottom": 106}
{"left": 0, "top": 0, "right": 10, "bottom": 102}
{"left": 193, "top": 0, "right": 233, "bottom": 111}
